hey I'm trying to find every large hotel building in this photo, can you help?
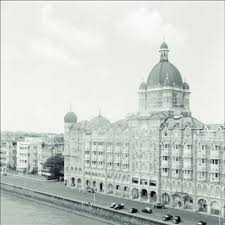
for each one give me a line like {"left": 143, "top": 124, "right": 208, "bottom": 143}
{"left": 64, "top": 42, "right": 225, "bottom": 217}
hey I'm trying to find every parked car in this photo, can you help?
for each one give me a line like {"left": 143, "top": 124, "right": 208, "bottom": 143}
{"left": 172, "top": 216, "right": 181, "bottom": 224}
{"left": 45, "top": 175, "right": 58, "bottom": 180}
{"left": 197, "top": 221, "right": 207, "bottom": 225}
{"left": 86, "top": 187, "right": 95, "bottom": 193}
{"left": 114, "top": 203, "right": 124, "bottom": 210}
{"left": 162, "top": 214, "right": 173, "bottom": 221}
{"left": 110, "top": 202, "right": 117, "bottom": 208}
{"left": 153, "top": 203, "right": 165, "bottom": 209}
{"left": 141, "top": 207, "right": 152, "bottom": 213}
{"left": 129, "top": 208, "right": 138, "bottom": 213}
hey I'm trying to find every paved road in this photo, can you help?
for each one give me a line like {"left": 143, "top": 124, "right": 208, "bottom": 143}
{"left": 1, "top": 174, "right": 224, "bottom": 225}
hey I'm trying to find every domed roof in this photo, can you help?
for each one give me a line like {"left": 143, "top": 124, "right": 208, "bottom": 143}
{"left": 160, "top": 41, "right": 168, "bottom": 49}
{"left": 183, "top": 82, "right": 190, "bottom": 90}
{"left": 64, "top": 112, "right": 77, "bottom": 123}
{"left": 139, "top": 81, "right": 147, "bottom": 90}
{"left": 147, "top": 61, "right": 183, "bottom": 88}
{"left": 90, "top": 114, "right": 111, "bottom": 130}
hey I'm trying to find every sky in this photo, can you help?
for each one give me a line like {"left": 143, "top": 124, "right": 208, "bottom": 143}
{"left": 1, "top": 1, "right": 224, "bottom": 133}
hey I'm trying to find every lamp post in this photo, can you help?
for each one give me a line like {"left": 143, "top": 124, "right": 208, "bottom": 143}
{"left": 93, "top": 190, "right": 96, "bottom": 203}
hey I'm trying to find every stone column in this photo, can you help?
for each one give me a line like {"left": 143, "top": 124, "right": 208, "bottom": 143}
{"left": 149, "top": 192, "right": 152, "bottom": 203}
{"left": 138, "top": 190, "right": 142, "bottom": 201}
{"left": 207, "top": 204, "right": 211, "bottom": 215}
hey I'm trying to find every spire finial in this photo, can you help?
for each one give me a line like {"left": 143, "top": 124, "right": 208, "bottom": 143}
{"left": 70, "top": 104, "right": 72, "bottom": 112}
{"left": 163, "top": 35, "right": 165, "bottom": 42}
{"left": 98, "top": 107, "right": 101, "bottom": 116}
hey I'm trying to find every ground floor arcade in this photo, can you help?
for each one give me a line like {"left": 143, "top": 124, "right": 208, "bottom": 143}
{"left": 65, "top": 176, "right": 225, "bottom": 217}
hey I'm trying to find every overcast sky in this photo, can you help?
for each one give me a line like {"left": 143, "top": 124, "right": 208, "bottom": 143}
{"left": 1, "top": 1, "right": 224, "bottom": 133}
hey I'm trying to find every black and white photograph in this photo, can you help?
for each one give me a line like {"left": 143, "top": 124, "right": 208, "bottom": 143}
{"left": 1, "top": 1, "right": 225, "bottom": 225}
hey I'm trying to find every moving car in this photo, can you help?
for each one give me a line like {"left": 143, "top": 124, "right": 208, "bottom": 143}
{"left": 114, "top": 203, "right": 124, "bottom": 210}
{"left": 172, "top": 216, "right": 181, "bottom": 224}
{"left": 129, "top": 208, "right": 138, "bottom": 213}
{"left": 162, "top": 214, "right": 173, "bottom": 221}
{"left": 153, "top": 203, "right": 165, "bottom": 209}
{"left": 197, "top": 221, "right": 207, "bottom": 225}
{"left": 141, "top": 207, "right": 152, "bottom": 213}
{"left": 110, "top": 202, "right": 117, "bottom": 208}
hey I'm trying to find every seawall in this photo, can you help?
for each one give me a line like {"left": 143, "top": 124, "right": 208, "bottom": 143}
{"left": 1, "top": 182, "right": 168, "bottom": 225}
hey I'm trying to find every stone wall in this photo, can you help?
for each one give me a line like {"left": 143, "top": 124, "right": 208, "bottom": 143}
{"left": 1, "top": 182, "right": 168, "bottom": 225}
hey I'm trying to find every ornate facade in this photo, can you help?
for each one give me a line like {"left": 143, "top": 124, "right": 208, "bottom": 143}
{"left": 64, "top": 42, "right": 225, "bottom": 217}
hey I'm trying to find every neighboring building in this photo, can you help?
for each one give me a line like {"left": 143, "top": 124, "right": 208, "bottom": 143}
{"left": 38, "top": 134, "right": 64, "bottom": 175}
{"left": 0, "top": 136, "right": 17, "bottom": 169}
{"left": 64, "top": 42, "right": 224, "bottom": 217}
{"left": 16, "top": 137, "right": 42, "bottom": 173}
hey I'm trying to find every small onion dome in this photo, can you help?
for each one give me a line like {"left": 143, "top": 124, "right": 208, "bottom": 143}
{"left": 160, "top": 41, "right": 168, "bottom": 49}
{"left": 139, "top": 81, "right": 147, "bottom": 90}
{"left": 90, "top": 114, "right": 111, "bottom": 130}
{"left": 64, "top": 112, "right": 77, "bottom": 123}
{"left": 183, "top": 82, "right": 190, "bottom": 90}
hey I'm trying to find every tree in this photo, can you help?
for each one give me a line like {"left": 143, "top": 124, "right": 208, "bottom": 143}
{"left": 43, "top": 154, "right": 64, "bottom": 178}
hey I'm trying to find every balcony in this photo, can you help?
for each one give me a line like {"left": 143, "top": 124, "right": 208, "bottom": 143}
{"left": 197, "top": 165, "right": 207, "bottom": 172}
{"left": 183, "top": 173, "right": 192, "bottom": 180}
{"left": 197, "top": 175, "right": 207, "bottom": 181}
{"left": 161, "top": 150, "right": 169, "bottom": 156}
{"left": 210, "top": 177, "right": 220, "bottom": 183}
{"left": 183, "top": 163, "right": 192, "bottom": 170}
{"left": 161, "top": 161, "right": 169, "bottom": 168}
{"left": 172, "top": 173, "right": 180, "bottom": 179}
{"left": 161, "top": 171, "right": 169, "bottom": 177}
{"left": 123, "top": 158, "right": 129, "bottom": 163}
{"left": 210, "top": 151, "right": 220, "bottom": 159}
{"left": 171, "top": 150, "right": 180, "bottom": 157}
{"left": 98, "top": 156, "right": 104, "bottom": 161}
{"left": 197, "top": 151, "right": 207, "bottom": 158}
{"left": 84, "top": 154, "right": 90, "bottom": 160}
{"left": 183, "top": 150, "right": 192, "bottom": 157}
{"left": 210, "top": 165, "right": 220, "bottom": 173}
{"left": 171, "top": 162, "right": 181, "bottom": 169}
{"left": 106, "top": 157, "right": 113, "bottom": 162}
{"left": 114, "top": 157, "right": 120, "bottom": 163}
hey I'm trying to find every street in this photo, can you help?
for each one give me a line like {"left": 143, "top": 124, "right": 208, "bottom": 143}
{"left": 1, "top": 173, "right": 224, "bottom": 225}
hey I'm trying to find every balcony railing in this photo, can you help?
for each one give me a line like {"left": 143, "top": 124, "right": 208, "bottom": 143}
{"left": 171, "top": 162, "right": 181, "bottom": 169}
{"left": 210, "top": 151, "right": 220, "bottom": 159}
{"left": 183, "top": 151, "right": 192, "bottom": 157}
{"left": 197, "top": 152, "right": 207, "bottom": 158}
{"left": 171, "top": 150, "right": 180, "bottom": 157}
{"left": 161, "top": 150, "right": 169, "bottom": 156}
{"left": 197, "top": 165, "right": 207, "bottom": 171}
{"left": 183, "top": 163, "right": 192, "bottom": 170}
{"left": 210, "top": 165, "right": 220, "bottom": 172}
{"left": 161, "top": 161, "right": 169, "bottom": 168}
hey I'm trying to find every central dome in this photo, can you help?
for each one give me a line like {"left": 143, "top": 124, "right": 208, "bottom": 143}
{"left": 147, "top": 42, "right": 183, "bottom": 89}
{"left": 147, "top": 61, "right": 183, "bottom": 88}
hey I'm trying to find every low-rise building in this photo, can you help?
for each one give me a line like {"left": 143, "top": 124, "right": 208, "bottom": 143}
{"left": 38, "top": 135, "right": 64, "bottom": 175}
{"left": 16, "top": 138, "right": 42, "bottom": 173}
{"left": 0, "top": 136, "right": 17, "bottom": 169}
